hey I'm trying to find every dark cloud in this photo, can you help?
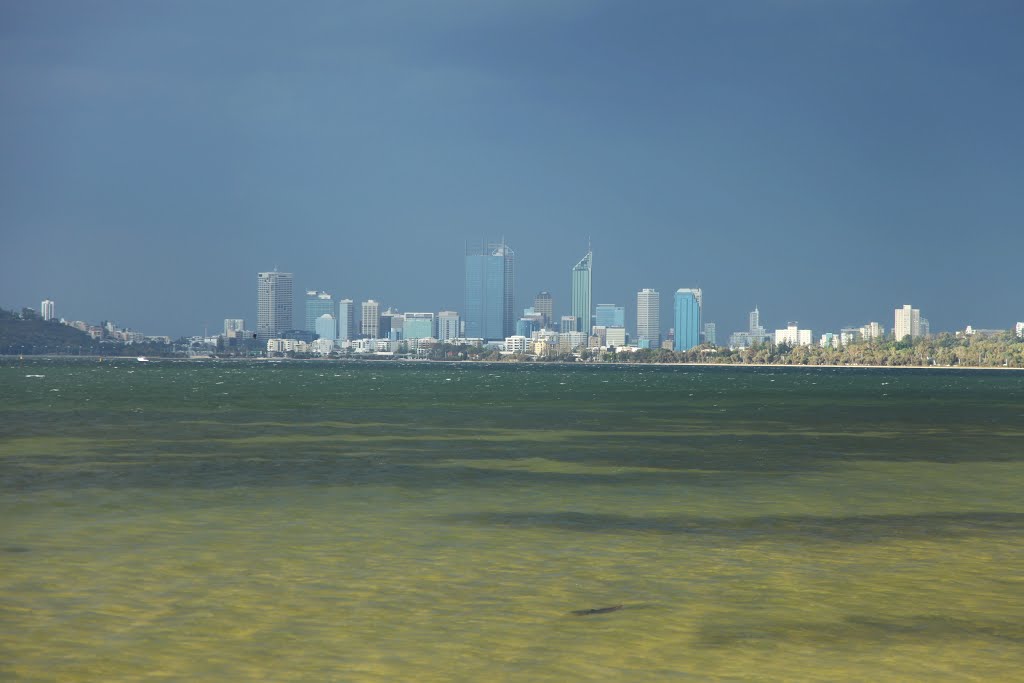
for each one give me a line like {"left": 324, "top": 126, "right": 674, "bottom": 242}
{"left": 1, "top": 1, "right": 1022, "bottom": 336}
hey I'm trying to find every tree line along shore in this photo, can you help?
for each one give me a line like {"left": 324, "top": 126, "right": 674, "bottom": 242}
{"left": 3, "top": 306, "right": 1023, "bottom": 368}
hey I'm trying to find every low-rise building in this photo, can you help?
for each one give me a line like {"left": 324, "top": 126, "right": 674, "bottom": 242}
{"left": 504, "top": 335, "right": 529, "bottom": 354}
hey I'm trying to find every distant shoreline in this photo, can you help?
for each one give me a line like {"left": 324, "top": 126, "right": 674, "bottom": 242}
{"left": 3, "top": 354, "right": 1023, "bottom": 371}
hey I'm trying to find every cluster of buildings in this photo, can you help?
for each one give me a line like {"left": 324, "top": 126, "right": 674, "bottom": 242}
{"left": 32, "top": 299, "right": 171, "bottom": 346}
{"left": 26, "top": 243, "right": 1024, "bottom": 357}
{"left": 251, "top": 242, "right": 712, "bottom": 357}
{"left": 242, "top": 243, "right": 1022, "bottom": 358}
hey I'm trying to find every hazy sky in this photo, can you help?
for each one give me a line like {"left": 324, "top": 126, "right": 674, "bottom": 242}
{"left": 2, "top": 1, "right": 1022, "bottom": 338}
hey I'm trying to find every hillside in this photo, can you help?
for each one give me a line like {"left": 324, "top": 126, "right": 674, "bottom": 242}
{"left": 0, "top": 308, "right": 100, "bottom": 355}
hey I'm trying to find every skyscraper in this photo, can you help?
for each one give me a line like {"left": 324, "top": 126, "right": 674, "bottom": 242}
{"left": 257, "top": 271, "right": 293, "bottom": 341}
{"left": 304, "top": 291, "right": 334, "bottom": 332}
{"left": 361, "top": 299, "right": 380, "bottom": 338}
{"left": 40, "top": 299, "right": 55, "bottom": 321}
{"left": 338, "top": 299, "right": 355, "bottom": 341}
{"left": 894, "top": 304, "right": 921, "bottom": 341}
{"left": 673, "top": 288, "right": 702, "bottom": 351}
{"left": 636, "top": 288, "right": 660, "bottom": 347}
{"left": 464, "top": 240, "right": 515, "bottom": 340}
{"left": 571, "top": 249, "right": 593, "bottom": 333}
{"left": 533, "top": 291, "right": 553, "bottom": 328}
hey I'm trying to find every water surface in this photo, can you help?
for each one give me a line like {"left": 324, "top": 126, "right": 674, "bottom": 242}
{"left": 2, "top": 360, "right": 1023, "bottom": 680}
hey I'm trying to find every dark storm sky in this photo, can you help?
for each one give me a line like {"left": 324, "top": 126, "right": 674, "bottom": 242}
{"left": 1, "top": 1, "right": 1022, "bottom": 338}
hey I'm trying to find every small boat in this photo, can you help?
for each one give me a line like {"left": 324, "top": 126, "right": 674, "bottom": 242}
{"left": 137, "top": 356, "right": 150, "bottom": 362}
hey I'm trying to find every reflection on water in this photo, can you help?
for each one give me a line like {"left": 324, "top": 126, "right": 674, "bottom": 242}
{"left": 2, "top": 360, "right": 1023, "bottom": 681}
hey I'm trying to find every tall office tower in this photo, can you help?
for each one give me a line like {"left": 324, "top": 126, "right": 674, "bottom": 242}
{"left": 464, "top": 240, "right": 515, "bottom": 340}
{"left": 224, "top": 318, "right": 245, "bottom": 337}
{"left": 40, "top": 299, "right": 55, "bottom": 321}
{"left": 404, "top": 312, "right": 436, "bottom": 340}
{"left": 636, "top": 288, "right": 661, "bottom": 346}
{"left": 304, "top": 291, "right": 334, "bottom": 332}
{"left": 919, "top": 318, "right": 930, "bottom": 339}
{"left": 361, "top": 299, "right": 380, "bottom": 338}
{"left": 533, "top": 291, "right": 554, "bottom": 327}
{"left": 338, "top": 299, "right": 355, "bottom": 341}
{"left": 595, "top": 304, "right": 625, "bottom": 328}
{"left": 257, "top": 270, "right": 294, "bottom": 341}
{"left": 560, "top": 315, "right": 579, "bottom": 333}
{"left": 571, "top": 249, "right": 593, "bottom": 333}
{"left": 437, "top": 311, "right": 460, "bottom": 342}
{"left": 703, "top": 322, "right": 717, "bottom": 346}
{"left": 749, "top": 307, "right": 761, "bottom": 333}
{"left": 315, "top": 314, "right": 337, "bottom": 341}
{"left": 894, "top": 304, "right": 921, "bottom": 341}
{"left": 673, "top": 288, "right": 702, "bottom": 351}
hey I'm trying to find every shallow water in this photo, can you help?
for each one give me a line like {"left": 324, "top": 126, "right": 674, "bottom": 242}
{"left": 2, "top": 359, "right": 1023, "bottom": 681}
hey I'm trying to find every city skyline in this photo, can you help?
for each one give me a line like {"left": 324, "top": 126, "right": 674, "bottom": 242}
{"left": 2, "top": 3, "right": 1022, "bottom": 337}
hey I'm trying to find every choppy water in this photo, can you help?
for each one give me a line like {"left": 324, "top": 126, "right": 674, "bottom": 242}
{"left": 2, "top": 359, "right": 1023, "bottom": 681}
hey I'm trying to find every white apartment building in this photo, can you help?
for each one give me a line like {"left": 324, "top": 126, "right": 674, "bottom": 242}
{"left": 860, "top": 321, "right": 884, "bottom": 340}
{"left": 503, "top": 335, "right": 529, "bottom": 354}
{"left": 894, "top": 304, "right": 921, "bottom": 341}
{"left": 775, "top": 323, "right": 813, "bottom": 347}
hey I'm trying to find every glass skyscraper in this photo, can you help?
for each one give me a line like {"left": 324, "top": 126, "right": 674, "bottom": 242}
{"left": 571, "top": 249, "right": 592, "bottom": 334}
{"left": 673, "top": 288, "right": 702, "bottom": 351}
{"left": 464, "top": 240, "right": 515, "bottom": 340}
{"left": 304, "top": 291, "right": 334, "bottom": 332}
{"left": 257, "top": 270, "right": 293, "bottom": 341}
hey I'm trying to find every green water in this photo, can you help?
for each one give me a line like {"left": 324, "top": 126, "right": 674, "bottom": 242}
{"left": 2, "top": 359, "right": 1023, "bottom": 681}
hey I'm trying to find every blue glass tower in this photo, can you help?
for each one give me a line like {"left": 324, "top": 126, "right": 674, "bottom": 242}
{"left": 673, "top": 288, "right": 702, "bottom": 351}
{"left": 304, "top": 291, "right": 333, "bottom": 332}
{"left": 571, "top": 249, "right": 592, "bottom": 333}
{"left": 464, "top": 241, "right": 514, "bottom": 340}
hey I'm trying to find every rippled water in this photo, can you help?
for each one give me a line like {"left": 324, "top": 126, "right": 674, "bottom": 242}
{"left": 2, "top": 359, "right": 1023, "bottom": 681}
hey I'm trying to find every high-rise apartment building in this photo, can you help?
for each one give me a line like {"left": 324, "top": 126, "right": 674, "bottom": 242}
{"left": 437, "top": 311, "right": 460, "bottom": 342}
{"left": 338, "top": 299, "right": 355, "bottom": 341}
{"left": 257, "top": 270, "right": 294, "bottom": 341}
{"left": 595, "top": 304, "right": 624, "bottom": 329}
{"left": 894, "top": 304, "right": 921, "bottom": 341}
{"left": 304, "top": 291, "right": 334, "bottom": 332}
{"left": 775, "top": 323, "right": 813, "bottom": 347}
{"left": 533, "top": 292, "right": 554, "bottom": 328}
{"left": 464, "top": 240, "right": 515, "bottom": 340}
{"left": 40, "top": 299, "right": 55, "bottom": 321}
{"left": 636, "top": 288, "right": 660, "bottom": 347}
{"left": 571, "top": 249, "right": 592, "bottom": 333}
{"left": 361, "top": 299, "right": 381, "bottom": 338}
{"left": 673, "top": 288, "right": 702, "bottom": 351}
